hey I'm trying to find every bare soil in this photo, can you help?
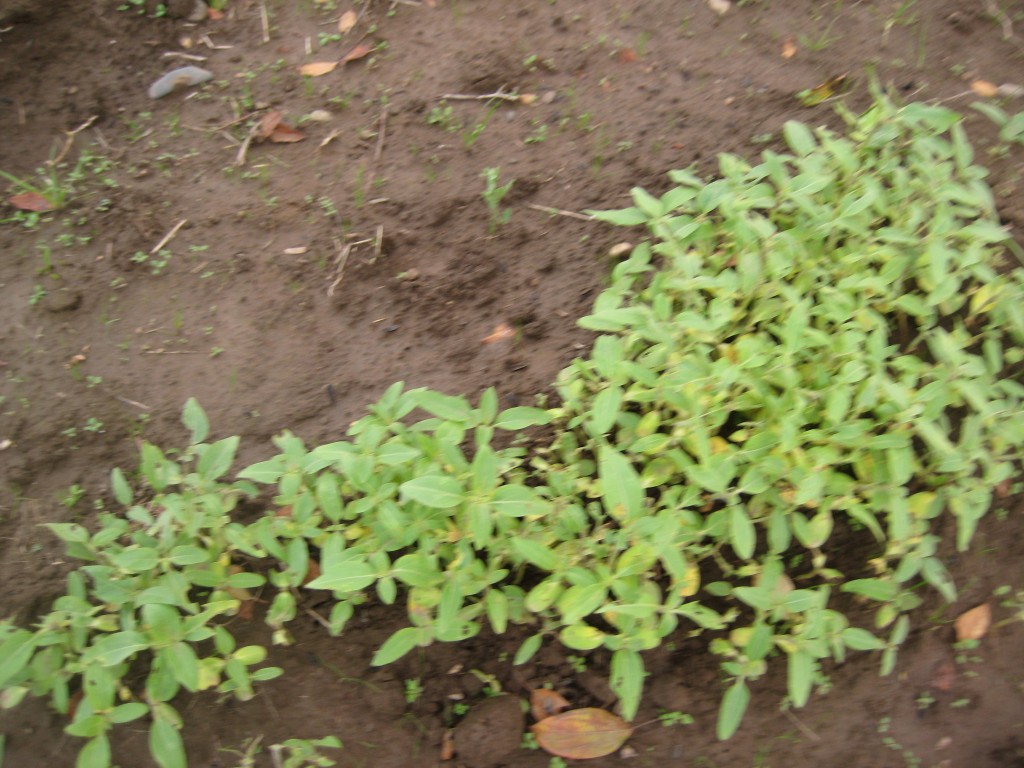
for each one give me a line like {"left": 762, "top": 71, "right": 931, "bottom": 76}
{"left": 1, "top": 1, "right": 1023, "bottom": 766}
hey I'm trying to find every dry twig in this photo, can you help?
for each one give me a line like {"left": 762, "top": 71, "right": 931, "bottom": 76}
{"left": 151, "top": 218, "right": 187, "bottom": 255}
{"left": 440, "top": 86, "right": 520, "bottom": 102}
{"left": 525, "top": 202, "right": 594, "bottom": 221}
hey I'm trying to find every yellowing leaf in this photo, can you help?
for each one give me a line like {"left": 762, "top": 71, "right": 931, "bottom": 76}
{"left": 299, "top": 61, "right": 338, "bottom": 77}
{"left": 341, "top": 41, "right": 373, "bottom": 64}
{"left": 531, "top": 708, "right": 633, "bottom": 760}
{"left": 954, "top": 603, "right": 991, "bottom": 642}
{"left": 530, "top": 688, "right": 571, "bottom": 721}
{"left": 482, "top": 322, "right": 515, "bottom": 344}
{"left": 8, "top": 191, "right": 56, "bottom": 212}
{"left": 796, "top": 74, "right": 849, "bottom": 107}
{"left": 970, "top": 79, "right": 999, "bottom": 98}
{"left": 338, "top": 9, "right": 357, "bottom": 33}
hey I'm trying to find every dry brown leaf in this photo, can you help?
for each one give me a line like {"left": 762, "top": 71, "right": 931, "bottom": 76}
{"left": 970, "top": 79, "right": 999, "bottom": 98}
{"left": 519, "top": 93, "right": 538, "bottom": 106}
{"left": 531, "top": 689, "right": 571, "bottom": 722}
{"left": 207, "top": 7, "right": 224, "bottom": 20}
{"left": 439, "top": 729, "right": 455, "bottom": 761}
{"left": 338, "top": 9, "right": 357, "bottom": 33}
{"left": 782, "top": 36, "right": 797, "bottom": 59}
{"left": 300, "top": 61, "right": 338, "bottom": 77}
{"left": 341, "top": 41, "right": 374, "bottom": 64}
{"left": 269, "top": 123, "right": 306, "bottom": 143}
{"left": 481, "top": 322, "right": 515, "bottom": 344}
{"left": 954, "top": 603, "right": 992, "bottom": 642}
{"left": 532, "top": 708, "right": 633, "bottom": 760}
{"left": 617, "top": 48, "right": 638, "bottom": 64}
{"left": 8, "top": 191, "right": 56, "bottom": 212}
{"left": 257, "top": 110, "right": 284, "bottom": 139}
{"left": 931, "top": 660, "right": 956, "bottom": 692}
{"left": 302, "top": 559, "right": 322, "bottom": 586}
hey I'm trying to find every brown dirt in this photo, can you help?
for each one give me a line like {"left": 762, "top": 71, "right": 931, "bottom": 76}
{"left": 1, "top": 1, "right": 1023, "bottom": 766}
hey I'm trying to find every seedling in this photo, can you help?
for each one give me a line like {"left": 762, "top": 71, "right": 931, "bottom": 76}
{"left": 481, "top": 167, "right": 514, "bottom": 233}
{"left": 404, "top": 678, "right": 424, "bottom": 704}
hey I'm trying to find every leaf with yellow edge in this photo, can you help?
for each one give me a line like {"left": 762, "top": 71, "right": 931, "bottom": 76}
{"left": 299, "top": 61, "right": 338, "bottom": 77}
{"left": 954, "top": 603, "right": 991, "bottom": 642}
{"left": 531, "top": 708, "right": 632, "bottom": 759}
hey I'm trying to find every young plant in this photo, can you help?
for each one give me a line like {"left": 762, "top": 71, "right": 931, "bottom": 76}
{"left": 0, "top": 400, "right": 281, "bottom": 768}
{"left": 481, "top": 167, "right": 514, "bottom": 233}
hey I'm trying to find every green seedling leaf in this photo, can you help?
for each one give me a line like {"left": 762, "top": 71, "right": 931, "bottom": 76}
{"left": 717, "top": 679, "right": 750, "bottom": 740}
{"left": 494, "top": 406, "right": 553, "bottom": 430}
{"left": 559, "top": 624, "right": 605, "bottom": 651}
{"left": 76, "top": 734, "right": 111, "bottom": 768}
{"left": 512, "top": 538, "right": 560, "bottom": 572}
{"left": 0, "top": 629, "right": 36, "bottom": 688}
{"left": 787, "top": 650, "right": 814, "bottom": 708}
{"left": 110, "top": 467, "right": 132, "bottom": 506}
{"left": 531, "top": 708, "right": 633, "bottom": 759}
{"left": 514, "top": 633, "right": 543, "bottom": 665}
{"left": 610, "top": 649, "right": 644, "bottom": 721}
{"left": 182, "top": 398, "right": 209, "bottom": 445}
{"left": 305, "top": 560, "right": 376, "bottom": 593}
{"left": 150, "top": 717, "right": 186, "bottom": 768}
{"left": 599, "top": 446, "right": 643, "bottom": 521}
{"left": 371, "top": 626, "right": 423, "bottom": 666}
{"left": 399, "top": 475, "right": 464, "bottom": 509}
{"left": 841, "top": 627, "right": 886, "bottom": 651}
{"left": 586, "top": 206, "right": 648, "bottom": 226}
{"left": 197, "top": 436, "right": 240, "bottom": 480}
{"left": 411, "top": 390, "right": 474, "bottom": 422}
{"left": 485, "top": 589, "right": 509, "bottom": 634}
{"left": 82, "top": 631, "right": 149, "bottom": 667}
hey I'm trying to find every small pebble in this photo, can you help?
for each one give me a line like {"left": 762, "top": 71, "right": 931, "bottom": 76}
{"left": 148, "top": 66, "right": 214, "bottom": 99}
{"left": 186, "top": 0, "right": 209, "bottom": 22}
{"left": 308, "top": 109, "right": 333, "bottom": 122}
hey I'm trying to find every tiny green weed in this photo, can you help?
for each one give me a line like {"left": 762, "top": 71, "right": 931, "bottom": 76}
{"left": 481, "top": 167, "right": 514, "bottom": 233}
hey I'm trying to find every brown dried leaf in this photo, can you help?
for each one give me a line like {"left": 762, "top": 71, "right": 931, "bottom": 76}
{"left": 338, "top": 9, "right": 357, "bottom": 33}
{"left": 207, "top": 7, "right": 224, "bottom": 20}
{"left": 269, "top": 123, "right": 306, "bottom": 143}
{"left": 970, "top": 79, "right": 999, "bottom": 98}
{"left": 531, "top": 689, "right": 571, "bottom": 721}
{"left": 519, "top": 93, "right": 538, "bottom": 106}
{"left": 8, "top": 191, "right": 56, "bottom": 212}
{"left": 302, "top": 559, "right": 322, "bottom": 586}
{"left": 532, "top": 709, "right": 632, "bottom": 760}
{"left": 439, "top": 729, "right": 455, "bottom": 761}
{"left": 299, "top": 61, "right": 338, "bottom": 77}
{"left": 257, "top": 110, "right": 284, "bottom": 139}
{"left": 481, "top": 322, "right": 515, "bottom": 344}
{"left": 617, "top": 48, "right": 637, "bottom": 64}
{"left": 782, "top": 36, "right": 797, "bottom": 59}
{"left": 341, "top": 41, "right": 374, "bottom": 64}
{"left": 954, "top": 603, "right": 992, "bottom": 642}
{"left": 931, "top": 660, "right": 956, "bottom": 692}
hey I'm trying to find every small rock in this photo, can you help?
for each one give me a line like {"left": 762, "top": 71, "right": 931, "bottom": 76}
{"left": 707, "top": 0, "right": 731, "bottom": 14}
{"left": 308, "top": 109, "right": 333, "bottom": 122}
{"left": 43, "top": 289, "right": 82, "bottom": 313}
{"left": 186, "top": 0, "right": 209, "bottom": 22}
{"left": 452, "top": 695, "right": 523, "bottom": 768}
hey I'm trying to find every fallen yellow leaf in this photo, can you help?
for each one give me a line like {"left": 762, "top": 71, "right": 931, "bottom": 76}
{"left": 299, "top": 61, "right": 338, "bottom": 77}
{"left": 954, "top": 603, "right": 992, "bottom": 642}
{"left": 970, "top": 79, "right": 998, "bottom": 98}
{"left": 532, "top": 708, "right": 633, "bottom": 760}
{"left": 338, "top": 9, "right": 357, "bottom": 33}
